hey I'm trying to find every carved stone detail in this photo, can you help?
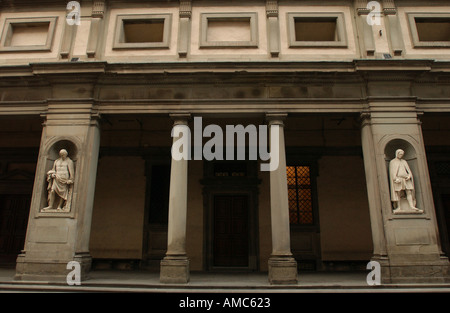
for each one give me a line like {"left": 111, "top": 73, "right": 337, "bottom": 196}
{"left": 357, "top": 0, "right": 397, "bottom": 15}
{"left": 92, "top": 0, "right": 105, "bottom": 18}
{"left": 180, "top": 0, "right": 192, "bottom": 18}
{"left": 266, "top": 0, "right": 278, "bottom": 18}
{"left": 356, "top": 0, "right": 370, "bottom": 15}
{"left": 383, "top": 0, "right": 397, "bottom": 15}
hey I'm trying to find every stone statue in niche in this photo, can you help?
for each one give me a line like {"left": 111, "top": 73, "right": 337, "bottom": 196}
{"left": 42, "top": 149, "right": 75, "bottom": 212}
{"left": 389, "top": 149, "right": 423, "bottom": 214}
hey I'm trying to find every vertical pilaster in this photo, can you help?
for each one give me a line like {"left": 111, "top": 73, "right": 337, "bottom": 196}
{"left": 360, "top": 101, "right": 449, "bottom": 283}
{"left": 382, "top": 0, "right": 404, "bottom": 56}
{"left": 178, "top": 0, "right": 192, "bottom": 58}
{"left": 355, "top": 0, "right": 375, "bottom": 57}
{"left": 87, "top": 0, "right": 106, "bottom": 58}
{"left": 355, "top": 0, "right": 403, "bottom": 58}
{"left": 15, "top": 100, "right": 101, "bottom": 282}
{"left": 160, "top": 114, "right": 191, "bottom": 284}
{"left": 360, "top": 112, "right": 390, "bottom": 277}
{"left": 266, "top": 0, "right": 280, "bottom": 57}
{"left": 266, "top": 113, "right": 297, "bottom": 285}
{"left": 60, "top": 4, "right": 78, "bottom": 59}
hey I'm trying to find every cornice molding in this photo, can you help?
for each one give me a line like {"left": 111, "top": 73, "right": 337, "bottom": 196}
{"left": 30, "top": 61, "right": 107, "bottom": 75}
{"left": 0, "top": 60, "right": 450, "bottom": 81}
{"left": 1, "top": 0, "right": 67, "bottom": 7}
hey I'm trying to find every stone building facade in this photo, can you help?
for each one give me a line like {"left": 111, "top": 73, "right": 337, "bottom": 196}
{"left": 0, "top": 0, "right": 449, "bottom": 284}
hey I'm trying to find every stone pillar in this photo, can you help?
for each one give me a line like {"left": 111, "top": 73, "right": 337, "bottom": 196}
{"left": 15, "top": 100, "right": 100, "bottom": 282}
{"left": 160, "top": 114, "right": 190, "bottom": 283}
{"left": 360, "top": 101, "right": 449, "bottom": 283}
{"left": 360, "top": 112, "right": 390, "bottom": 277}
{"left": 266, "top": 113, "right": 298, "bottom": 284}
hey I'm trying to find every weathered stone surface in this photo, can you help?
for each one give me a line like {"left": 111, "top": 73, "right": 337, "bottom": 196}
{"left": 268, "top": 257, "right": 298, "bottom": 285}
{"left": 160, "top": 257, "right": 190, "bottom": 284}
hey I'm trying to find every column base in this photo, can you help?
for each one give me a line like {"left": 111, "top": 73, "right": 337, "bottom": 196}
{"left": 160, "top": 256, "right": 190, "bottom": 284}
{"left": 268, "top": 256, "right": 298, "bottom": 285}
{"left": 388, "top": 265, "right": 449, "bottom": 284}
{"left": 14, "top": 252, "right": 92, "bottom": 282}
{"left": 373, "top": 255, "right": 450, "bottom": 284}
{"left": 385, "top": 260, "right": 450, "bottom": 284}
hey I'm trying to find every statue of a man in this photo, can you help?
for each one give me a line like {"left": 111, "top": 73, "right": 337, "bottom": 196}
{"left": 43, "top": 149, "right": 75, "bottom": 211}
{"left": 389, "top": 149, "right": 422, "bottom": 214}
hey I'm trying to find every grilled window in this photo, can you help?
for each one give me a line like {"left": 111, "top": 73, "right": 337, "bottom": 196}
{"left": 287, "top": 165, "right": 313, "bottom": 225}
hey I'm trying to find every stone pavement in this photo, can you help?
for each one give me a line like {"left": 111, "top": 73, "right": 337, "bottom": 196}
{"left": 0, "top": 268, "right": 449, "bottom": 293}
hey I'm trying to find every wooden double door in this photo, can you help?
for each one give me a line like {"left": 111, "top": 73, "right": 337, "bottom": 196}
{"left": 213, "top": 195, "right": 249, "bottom": 267}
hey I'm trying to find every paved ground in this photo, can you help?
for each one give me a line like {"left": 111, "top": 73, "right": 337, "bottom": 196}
{"left": 0, "top": 268, "right": 449, "bottom": 293}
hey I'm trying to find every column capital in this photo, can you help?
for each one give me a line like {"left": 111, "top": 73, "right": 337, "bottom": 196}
{"left": 92, "top": 0, "right": 106, "bottom": 18}
{"left": 360, "top": 111, "right": 371, "bottom": 120}
{"left": 170, "top": 113, "right": 191, "bottom": 126}
{"left": 355, "top": 0, "right": 370, "bottom": 15}
{"left": 266, "top": 0, "right": 279, "bottom": 18}
{"left": 383, "top": 0, "right": 397, "bottom": 15}
{"left": 416, "top": 111, "right": 424, "bottom": 125}
{"left": 179, "top": 0, "right": 192, "bottom": 18}
{"left": 265, "top": 113, "right": 287, "bottom": 126}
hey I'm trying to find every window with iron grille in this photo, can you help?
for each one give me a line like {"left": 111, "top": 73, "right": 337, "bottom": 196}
{"left": 287, "top": 165, "right": 313, "bottom": 225}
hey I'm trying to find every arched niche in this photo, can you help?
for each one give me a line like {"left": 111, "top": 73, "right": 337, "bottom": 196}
{"left": 48, "top": 140, "right": 79, "bottom": 162}
{"left": 384, "top": 138, "right": 424, "bottom": 214}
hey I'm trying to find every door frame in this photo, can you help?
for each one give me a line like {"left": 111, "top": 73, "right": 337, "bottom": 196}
{"left": 201, "top": 161, "right": 260, "bottom": 272}
{"left": 204, "top": 189, "right": 259, "bottom": 272}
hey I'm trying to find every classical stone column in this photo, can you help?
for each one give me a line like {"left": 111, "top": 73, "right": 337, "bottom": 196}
{"left": 266, "top": 113, "right": 298, "bottom": 284}
{"left": 160, "top": 114, "right": 191, "bottom": 283}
